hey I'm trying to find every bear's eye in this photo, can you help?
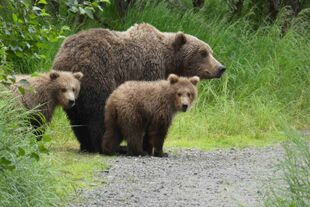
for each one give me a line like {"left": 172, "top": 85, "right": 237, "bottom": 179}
{"left": 187, "top": 92, "right": 191, "bottom": 97}
{"left": 72, "top": 88, "right": 75, "bottom": 92}
{"left": 200, "top": 50, "right": 208, "bottom": 58}
{"left": 61, "top": 88, "right": 67, "bottom": 93}
{"left": 177, "top": 92, "right": 182, "bottom": 97}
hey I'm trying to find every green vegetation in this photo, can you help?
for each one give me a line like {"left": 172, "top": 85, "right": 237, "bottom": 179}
{"left": 0, "top": 86, "right": 106, "bottom": 207}
{"left": 264, "top": 134, "right": 310, "bottom": 207}
{"left": 0, "top": 0, "right": 309, "bottom": 206}
{"left": 0, "top": 86, "right": 62, "bottom": 207}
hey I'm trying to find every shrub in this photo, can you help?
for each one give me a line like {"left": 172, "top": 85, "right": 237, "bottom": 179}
{"left": 0, "top": 0, "right": 69, "bottom": 72}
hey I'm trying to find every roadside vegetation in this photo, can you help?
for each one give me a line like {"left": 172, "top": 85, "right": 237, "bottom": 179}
{"left": 0, "top": 0, "right": 309, "bottom": 206}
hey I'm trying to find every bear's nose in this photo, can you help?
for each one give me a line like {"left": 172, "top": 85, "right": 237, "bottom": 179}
{"left": 69, "top": 100, "right": 75, "bottom": 107}
{"left": 182, "top": 104, "right": 188, "bottom": 112}
{"left": 217, "top": 66, "right": 226, "bottom": 76}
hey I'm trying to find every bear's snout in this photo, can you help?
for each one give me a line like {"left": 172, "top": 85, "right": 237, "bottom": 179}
{"left": 182, "top": 104, "right": 188, "bottom": 112}
{"left": 68, "top": 99, "right": 75, "bottom": 107}
{"left": 216, "top": 66, "right": 226, "bottom": 77}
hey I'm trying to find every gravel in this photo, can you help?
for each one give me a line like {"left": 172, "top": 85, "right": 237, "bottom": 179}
{"left": 68, "top": 145, "right": 284, "bottom": 207}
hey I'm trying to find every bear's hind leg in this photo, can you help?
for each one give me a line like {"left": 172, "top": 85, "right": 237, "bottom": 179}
{"left": 101, "top": 128, "right": 123, "bottom": 155}
{"left": 88, "top": 115, "right": 106, "bottom": 153}
{"left": 65, "top": 107, "right": 93, "bottom": 152}
{"left": 126, "top": 131, "right": 147, "bottom": 156}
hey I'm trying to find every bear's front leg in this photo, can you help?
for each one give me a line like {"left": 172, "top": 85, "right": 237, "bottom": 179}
{"left": 150, "top": 126, "right": 169, "bottom": 157}
{"left": 143, "top": 135, "right": 154, "bottom": 155}
{"left": 154, "top": 150, "right": 168, "bottom": 157}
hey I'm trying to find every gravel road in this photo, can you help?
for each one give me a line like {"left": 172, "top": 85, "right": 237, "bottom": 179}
{"left": 69, "top": 145, "right": 284, "bottom": 207}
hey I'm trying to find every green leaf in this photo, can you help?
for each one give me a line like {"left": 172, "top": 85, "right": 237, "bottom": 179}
{"left": 18, "top": 147, "right": 26, "bottom": 157}
{"left": 100, "top": 0, "right": 110, "bottom": 4}
{"left": 91, "top": 2, "right": 98, "bottom": 7}
{"left": 6, "top": 165, "right": 16, "bottom": 171}
{"left": 57, "top": 35, "right": 66, "bottom": 40}
{"left": 97, "top": 5, "right": 103, "bottom": 12}
{"left": 70, "top": 6, "right": 78, "bottom": 13}
{"left": 29, "top": 13, "right": 37, "bottom": 20}
{"left": 18, "top": 86, "right": 25, "bottom": 95}
{"left": 15, "top": 51, "right": 24, "bottom": 58}
{"left": 38, "top": 143, "right": 49, "bottom": 154}
{"left": 84, "top": 8, "right": 94, "bottom": 19}
{"left": 40, "top": 9, "right": 50, "bottom": 17}
{"left": 0, "top": 157, "right": 16, "bottom": 171}
{"left": 0, "top": 157, "right": 11, "bottom": 165}
{"left": 61, "top": 25, "right": 70, "bottom": 31}
{"left": 38, "top": 0, "right": 47, "bottom": 4}
{"left": 30, "top": 152, "right": 40, "bottom": 161}
{"left": 12, "top": 14, "right": 18, "bottom": 23}
{"left": 42, "top": 134, "right": 52, "bottom": 143}
{"left": 31, "top": 72, "right": 40, "bottom": 77}
{"left": 32, "top": 6, "right": 41, "bottom": 11}
{"left": 79, "top": 7, "right": 86, "bottom": 15}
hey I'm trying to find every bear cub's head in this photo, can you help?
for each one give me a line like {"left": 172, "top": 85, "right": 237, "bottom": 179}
{"left": 48, "top": 71, "right": 83, "bottom": 109}
{"left": 168, "top": 74, "right": 200, "bottom": 112}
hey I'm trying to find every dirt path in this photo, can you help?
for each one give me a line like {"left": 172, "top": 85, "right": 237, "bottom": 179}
{"left": 69, "top": 145, "right": 284, "bottom": 207}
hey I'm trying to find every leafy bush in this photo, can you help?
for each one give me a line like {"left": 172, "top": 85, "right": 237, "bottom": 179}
{"left": 66, "top": 0, "right": 110, "bottom": 20}
{"left": 0, "top": 44, "right": 13, "bottom": 85}
{"left": 0, "top": 0, "right": 69, "bottom": 63}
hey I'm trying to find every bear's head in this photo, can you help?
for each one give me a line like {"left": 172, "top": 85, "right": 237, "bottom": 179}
{"left": 170, "top": 32, "right": 225, "bottom": 79}
{"left": 48, "top": 71, "right": 83, "bottom": 109}
{"left": 168, "top": 74, "right": 200, "bottom": 112}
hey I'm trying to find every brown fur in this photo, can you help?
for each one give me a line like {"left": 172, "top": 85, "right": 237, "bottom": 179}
{"left": 13, "top": 71, "right": 83, "bottom": 123}
{"left": 52, "top": 23, "right": 224, "bottom": 153}
{"left": 101, "top": 74, "right": 200, "bottom": 157}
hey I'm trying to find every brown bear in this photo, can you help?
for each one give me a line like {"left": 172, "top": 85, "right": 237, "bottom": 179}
{"left": 101, "top": 74, "right": 200, "bottom": 157}
{"left": 52, "top": 23, "right": 225, "bottom": 153}
{"left": 12, "top": 71, "right": 83, "bottom": 136}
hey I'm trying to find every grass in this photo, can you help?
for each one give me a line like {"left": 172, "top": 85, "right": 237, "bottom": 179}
{"left": 0, "top": 86, "right": 107, "bottom": 207}
{"left": 44, "top": 108, "right": 108, "bottom": 204}
{"left": 264, "top": 133, "right": 310, "bottom": 207}
{"left": 0, "top": 86, "right": 63, "bottom": 207}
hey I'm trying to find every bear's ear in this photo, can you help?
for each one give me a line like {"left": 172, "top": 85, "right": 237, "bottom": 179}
{"left": 189, "top": 76, "right": 200, "bottom": 86}
{"left": 172, "top": 32, "right": 186, "bottom": 51}
{"left": 168, "top": 74, "right": 179, "bottom": 84}
{"left": 49, "top": 71, "right": 59, "bottom": 80}
{"left": 73, "top": 72, "right": 84, "bottom": 80}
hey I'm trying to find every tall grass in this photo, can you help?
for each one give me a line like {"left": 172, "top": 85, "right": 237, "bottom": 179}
{"left": 264, "top": 134, "right": 310, "bottom": 207}
{"left": 109, "top": 1, "right": 310, "bottom": 149}
{"left": 0, "top": 85, "right": 63, "bottom": 207}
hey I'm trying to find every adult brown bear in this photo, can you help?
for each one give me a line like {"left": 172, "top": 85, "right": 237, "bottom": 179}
{"left": 52, "top": 23, "right": 225, "bottom": 153}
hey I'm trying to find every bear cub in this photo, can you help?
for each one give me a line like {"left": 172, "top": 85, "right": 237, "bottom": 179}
{"left": 101, "top": 74, "right": 200, "bottom": 157}
{"left": 12, "top": 71, "right": 83, "bottom": 136}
